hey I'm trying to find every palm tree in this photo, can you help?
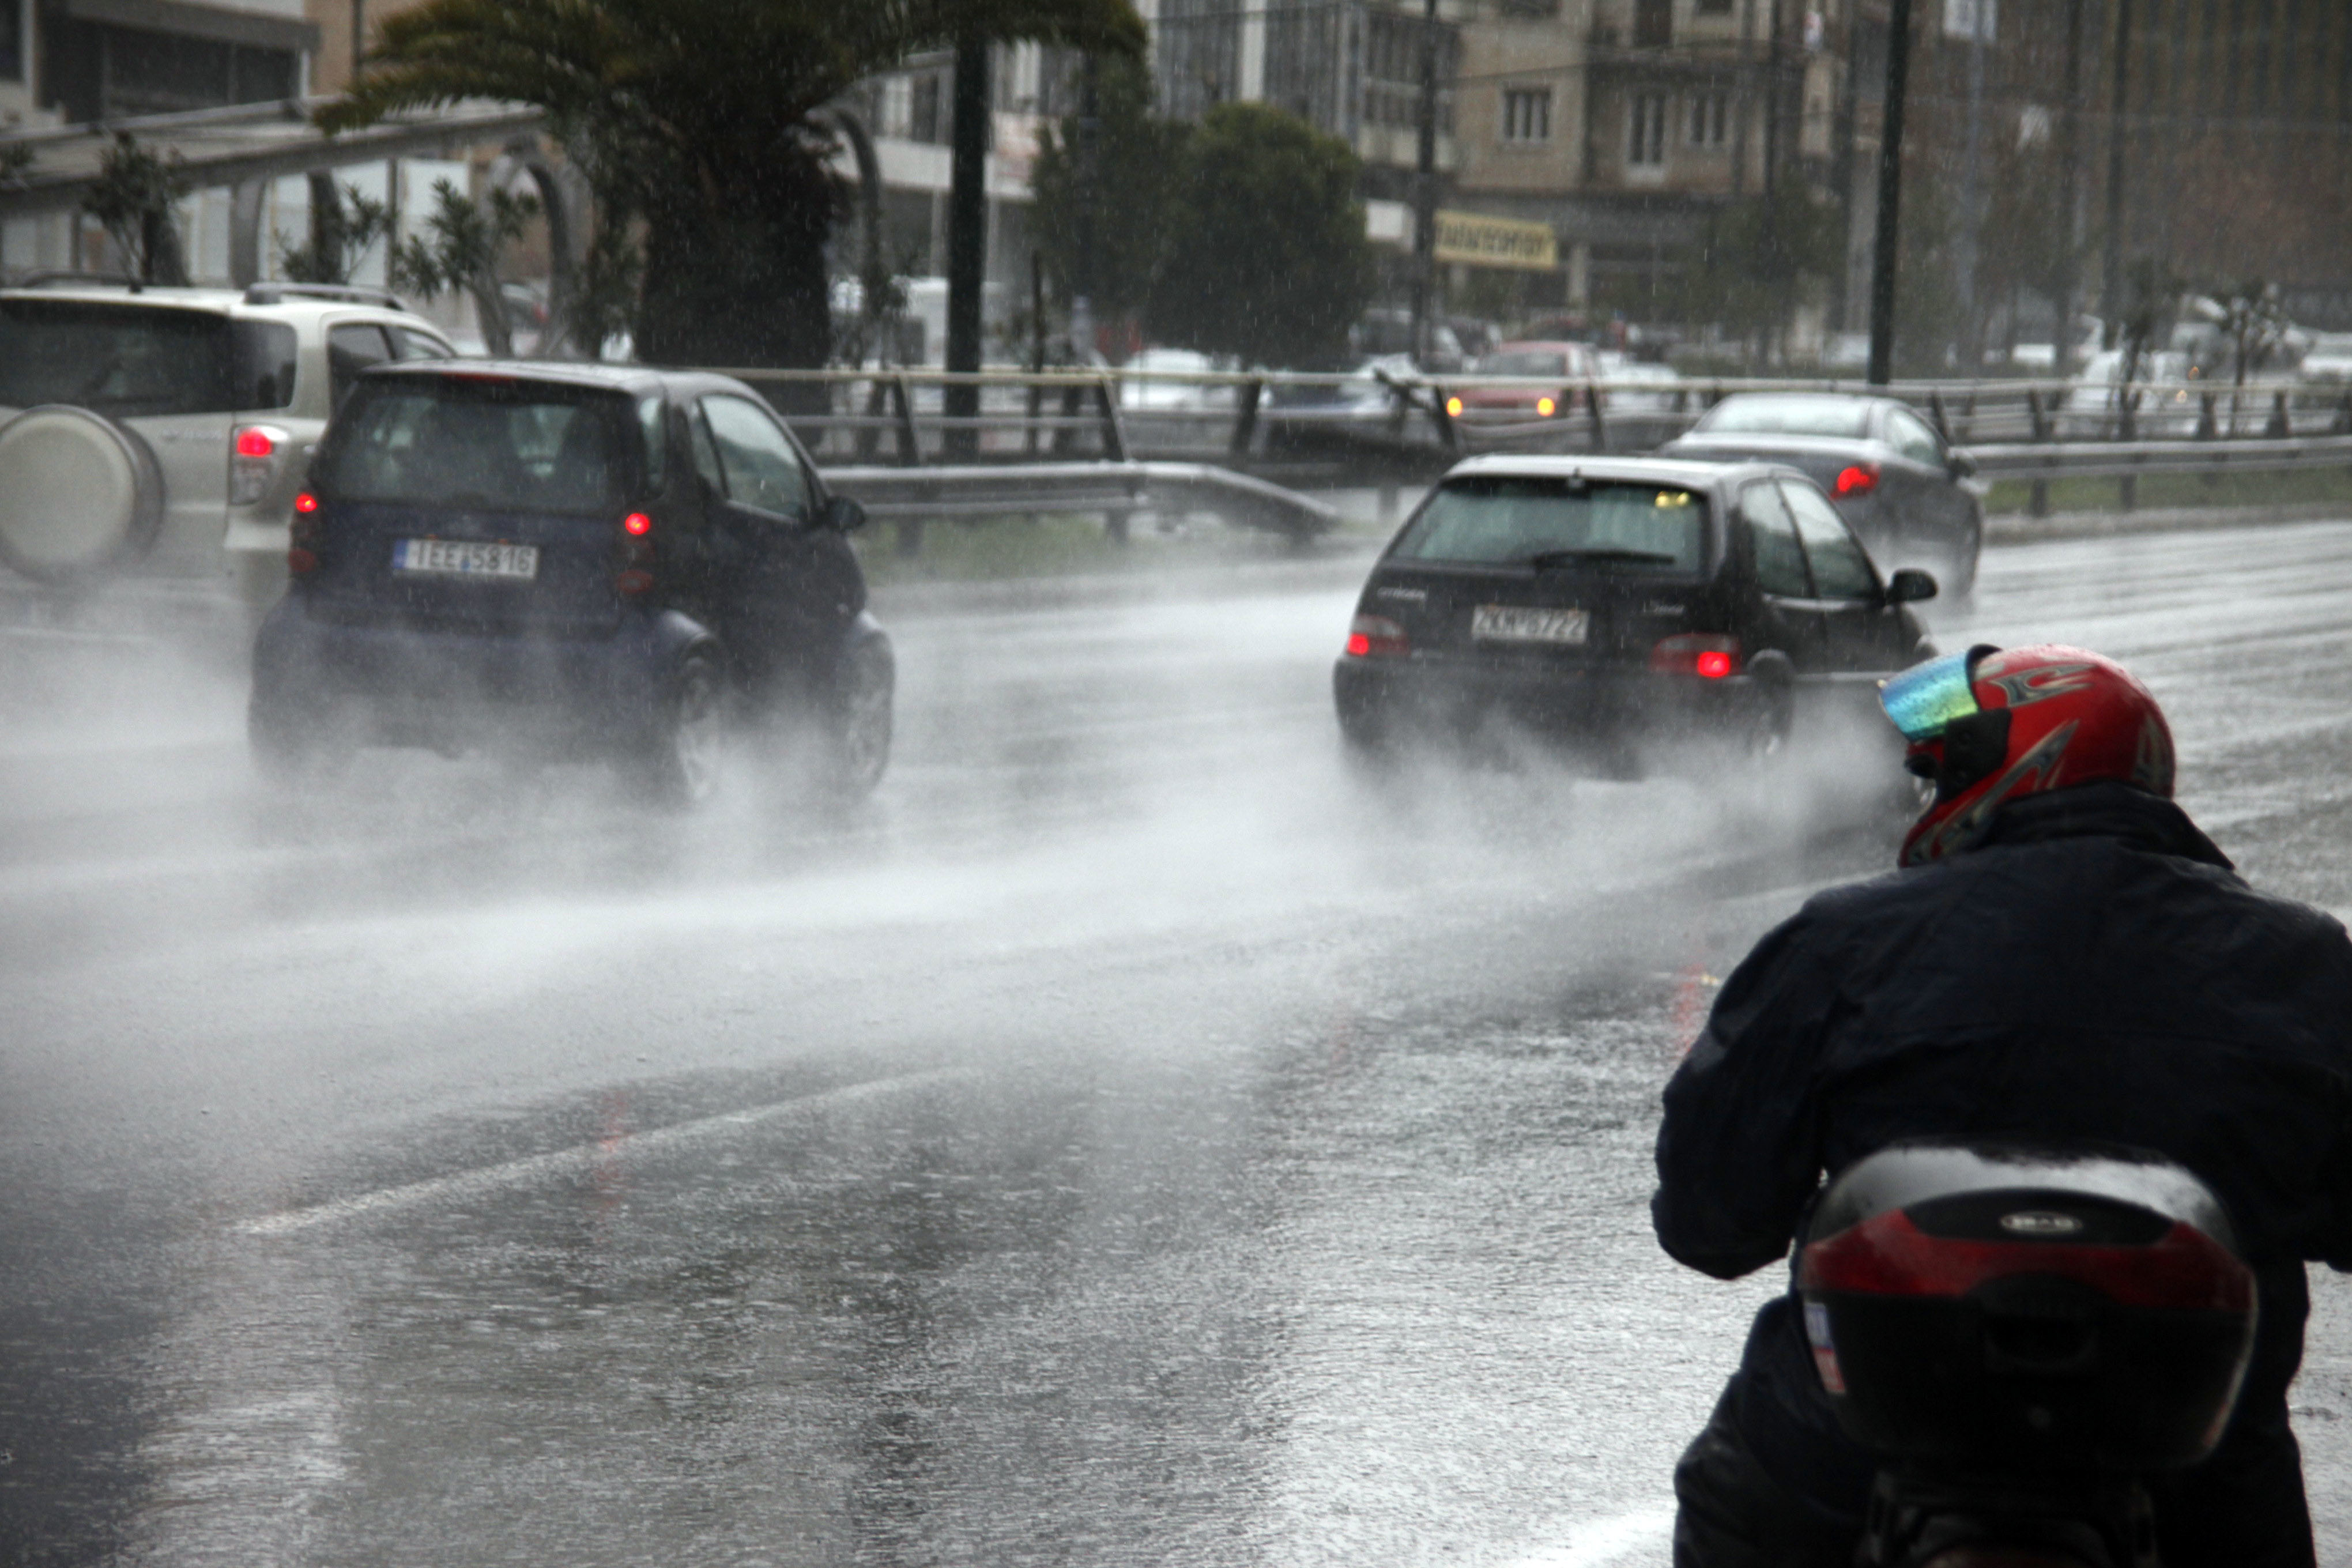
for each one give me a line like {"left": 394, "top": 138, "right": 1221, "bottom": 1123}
{"left": 321, "top": 0, "right": 1144, "bottom": 370}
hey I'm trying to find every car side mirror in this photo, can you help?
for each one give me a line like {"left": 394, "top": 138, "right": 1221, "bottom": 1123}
{"left": 820, "top": 493, "right": 867, "bottom": 533}
{"left": 1887, "top": 568, "right": 1939, "bottom": 604}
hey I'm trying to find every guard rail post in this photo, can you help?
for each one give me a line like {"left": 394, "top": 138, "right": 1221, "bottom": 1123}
{"left": 1094, "top": 375, "right": 1129, "bottom": 463}
{"left": 1053, "top": 383, "right": 1084, "bottom": 456}
{"left": 890, "top": 376, "right": 921, "bottom": 468}
{"left": 1229, "top": 378, "right": 1263, "bottom": 457}
{"left": 2198, "top": 392, "right": 2220, "bottom": 492}
{"left": 2267, "top": 390, "right": 2291, "bottom": 439}
{"left": 1928, "top": 392, "right": 1953, "bottom": 445}
{"left": 856, "top": 376, "right": 888, "bottom": 462}
{"left": 1429, "top": 385, "right": 1461, "bottom": 455}
{"left": 2119, "top": 390, "right": 2140, "bottom": 512}
{"left": 1585, "top": 381, "right": 1607, "bottom": 453}
{"left": 2025, "top": 388, "right": 2051, "bottom": 518}
{"left": 1024, "top": 373, "right": 1045, "bottom": 456}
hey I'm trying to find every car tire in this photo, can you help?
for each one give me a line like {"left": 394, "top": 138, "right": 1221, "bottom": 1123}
{"left": 632, "top": 650, "right": 727, "bottom": 809}
{"left": 821, "top": 636, "right": 894, "bottom": 801}
{"left": 0, "top": 406, "right": 165, "bottom": 585}
{"left": 1743, "top": 658, "right": 1797, "bottom": 763}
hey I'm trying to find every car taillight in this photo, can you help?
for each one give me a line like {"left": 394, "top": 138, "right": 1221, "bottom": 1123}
{"left": 1650, "top": 633, "right": 1740, "bottom": 679}
{"left": 1345, "top": 614, "right": 1409, "bottom": 658}
{"left": 231, "top": 423, "right": 291, "bottom": 506}
{"left": 287, "top": 491, "right": 323, "bottom": 576}
{"left": 616, "top": 512, "right": 655, "bottom": 595}
{"left": 1834, "top": 463, "right": 1880, "bottom": 496}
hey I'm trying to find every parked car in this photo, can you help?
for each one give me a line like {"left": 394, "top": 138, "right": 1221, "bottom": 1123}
{"left": 1117, "top": 347, "right": 1235, "bottom": 412}
{"left": 1446, "top": 341, "right": 1604, "bottom": 424}
{"left": 1332, "top": 454, "right": 1936, "bottom": 775}
{"left": 2062, "top": 349, "right": 2200, "bottom": 438}
{"left": 2298, "top": 333, "right": 2352, "bottom": 385}
{"left": 1658, "top": 391, "right": 1984, "bottom": 595}
{"left": 0, "top": 278, "right": 459, "bottom": 608}
{"left": 251, "top": 361, "right": 893, "bottom": 805}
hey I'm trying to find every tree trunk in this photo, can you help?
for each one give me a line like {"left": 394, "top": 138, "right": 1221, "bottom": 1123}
{"left": 634, "top": 165, "right": 834, "bottom": 403}
{"left": 945, "top": 33, "right": 992, "bottom": 453}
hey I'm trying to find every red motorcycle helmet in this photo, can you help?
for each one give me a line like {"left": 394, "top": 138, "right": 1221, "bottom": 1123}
{"left": 1879, "top": 644, "right": 2176, "bottom": 867}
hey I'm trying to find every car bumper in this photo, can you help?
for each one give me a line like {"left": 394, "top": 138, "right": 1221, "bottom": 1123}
{"left": 252, "top": 595, "right": 690, "bottom": 750}
{"left": 1333, "top": 653, "right": 1762, "bottom": 745}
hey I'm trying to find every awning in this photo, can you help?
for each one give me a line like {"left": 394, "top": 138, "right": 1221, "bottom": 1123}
{"left": 63, "top": 0, "right": 321, "bottom": 55}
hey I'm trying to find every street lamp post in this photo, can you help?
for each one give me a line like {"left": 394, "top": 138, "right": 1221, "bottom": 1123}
{"left": 1410, "top": 0, "right": 1439, "bottom": 367}
{"left": 1865, "top": 0, "right": 1914, "bottom": 386}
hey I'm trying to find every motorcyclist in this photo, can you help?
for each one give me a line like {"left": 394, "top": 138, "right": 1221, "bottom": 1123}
{"left": 1652, "top": 643, "right": 2352, "bottom": 1567}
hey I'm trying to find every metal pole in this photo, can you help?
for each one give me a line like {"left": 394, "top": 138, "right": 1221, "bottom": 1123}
{"left": 1410, "top": 0, "right": 1439, "bottom": 365}
{"left": 2100, "top": 0, "right": 2133, "bottom": 351}
{"left": 1955, "top": 2, "right": 1987, "bottom": 368}
{"left": 1069, "top": 55, "right": 1099, "bottom": 364}
{"left": 1865, "top": 0, "right": 1914, "bottom": 385}
{"left": 946, "top": 35, "right": 990, "bottom": 452}
{"left": 2053, "top": 0, "right": 2087, "bottom": 372}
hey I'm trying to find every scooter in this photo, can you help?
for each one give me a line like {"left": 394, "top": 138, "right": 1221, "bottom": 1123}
{"left": 1797, "top": 1142, "right": 2258, "bottom": 1568}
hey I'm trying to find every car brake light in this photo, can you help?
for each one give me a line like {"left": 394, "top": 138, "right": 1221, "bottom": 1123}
{"left": 294, "top": 492, "right": 318, "bottom": 513}
{"left": 623, "top": 512, "right": 652, "bottom": 536}
{"left": 1834, "top": 463, "right": 1880, "bottom": 496}
{"left": 231, "top": 424, "right": 291, "bottom": 505}
{"left": 235, "top": 427, "right": 278, "bottom": 458}
{"left": 1650, "top": 633, "right": 1740, "bottom": 678}
{"left": 1345, "top": 613, "right": 1409, "bottom": 658}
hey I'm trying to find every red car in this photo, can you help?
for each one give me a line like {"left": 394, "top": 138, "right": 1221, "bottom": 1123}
{"left": 1445, "top": 340, "right": 1604, "bottom": 423}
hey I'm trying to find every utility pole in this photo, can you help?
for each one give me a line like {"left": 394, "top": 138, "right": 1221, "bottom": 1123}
{"left": 945, "top": 35, "right": 990, "bottom": 454}
{"left": 2099, "top": 0, "right": 2133, "bottom": 350}
{"left": 2052, "top": 0, "right": 2086, "bottom": 372}
{"left": 1865, "top": 0, "right": 1914, "bottom": 385}
{"left": 1409, "top": 0, "right": 1440, "bottom": 365}
{"left": 1829, "top": 0, "right": 1864, "bottom": 329}
{"left": 1954, "top": 0, "right": 1988, "bottom": 368}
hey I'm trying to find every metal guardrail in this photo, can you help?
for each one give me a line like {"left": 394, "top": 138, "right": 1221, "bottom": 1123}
{"left": 692, "top": 364, "right": 2352, "bottom": 540}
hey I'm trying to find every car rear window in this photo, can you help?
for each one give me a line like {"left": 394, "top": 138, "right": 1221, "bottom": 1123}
{"left": 0, "top": 300, "right": 296, "bottom": 414}
{"left": 320, "top": 378, "right": 643, "bottom": 513}
{"left": 1695, "top": 395, "right": 1871, "bottom": 437}
{"left": 1393, "top": 476, "right": 1707, "bottom": 572}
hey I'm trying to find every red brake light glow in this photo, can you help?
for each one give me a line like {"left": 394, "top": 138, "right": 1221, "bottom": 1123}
{"left": 1345, "top": 614, "right": 1409, "bottom": 658}
{"left": 623, "top": 512, "right": 653, "bottom": 536}
{"left": 1834, "top": 463, "right": 1880, "bottom": 496}
{"left": 1650, "top": 633, "right": 1740, "bottom": 678}
{"left": 235, "top": 427, "right": 277, "bottom": 458}
{"left": 293, "top": 492, "right": 319, "bottom": 513}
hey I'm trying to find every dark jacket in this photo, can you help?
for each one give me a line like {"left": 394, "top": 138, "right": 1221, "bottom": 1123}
{"left": 1653, "top": 782, "right": 2352, "bottom": 1514}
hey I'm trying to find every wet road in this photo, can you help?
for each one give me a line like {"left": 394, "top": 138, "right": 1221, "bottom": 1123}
{"left": 7, "top": 518, "right": 2352, "bottom": 1565}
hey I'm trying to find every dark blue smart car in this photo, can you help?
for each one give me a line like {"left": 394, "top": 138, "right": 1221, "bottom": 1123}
{"left": 251, "top": 362, "right": 892, "bottom": 804}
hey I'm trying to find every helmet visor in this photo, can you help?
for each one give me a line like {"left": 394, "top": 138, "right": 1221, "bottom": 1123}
{"left": 1879, "top": 651, "right": 1981, "bottom": 741}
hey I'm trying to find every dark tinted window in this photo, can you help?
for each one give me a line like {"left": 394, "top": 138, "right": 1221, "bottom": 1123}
{"left": 700, "top": 394, "right": 811, "bottom": 517}
{"left": 329, "top": 323, "right": 396, "bottom": 407}
{"left": 1780, "top": 481, "right": 1879, "bottom": 598}
{"left": 236, "top": 321, "right": 297, "bottom": 409}
{"left": 1696, "top": 395, "right": 1871, "bottom": 438}
{"left": 321, "top": 379, "right": 642, "bottom": 513}
{"left": 1884, "top": 408, "right": 1943, "bottom": 465}
{"left": 0, "top": 300, "right": 246, "bottom": 416}
{"left": 391, "top": 326, "right": 455, "bottom": 361}
{"left": 1742, "top": 481, "right": 1811, "bottom": 596}
{"left": 1394, "top": 476, "right": 1706, "bottom": 572}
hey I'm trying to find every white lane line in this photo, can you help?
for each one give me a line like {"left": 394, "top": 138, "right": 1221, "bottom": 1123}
{"left": 1500, "top": 1507, "right": 1676, "bottom": 1568}
{"left": 236, "top": 1068, "right": 970, "bottom": 1237}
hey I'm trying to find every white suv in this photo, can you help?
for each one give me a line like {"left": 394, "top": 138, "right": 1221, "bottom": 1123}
{"left": 0, "top": 280, "right": 460, "bottom": 610}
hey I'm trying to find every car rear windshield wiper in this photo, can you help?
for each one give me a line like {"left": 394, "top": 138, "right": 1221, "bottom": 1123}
{"left": 1524, "top": 548, "right": 1679, "bottom": 568}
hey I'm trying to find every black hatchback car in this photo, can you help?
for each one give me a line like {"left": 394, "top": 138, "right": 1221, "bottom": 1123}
{"left": 251, "top": 362, "right": 892, "bottom": 804}
{"left": 1332, "top": 455, "right": 1937, "bottom": 772}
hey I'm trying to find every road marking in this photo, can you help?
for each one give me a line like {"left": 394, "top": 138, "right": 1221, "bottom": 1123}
{"left": 1499, "top": 1507, "right": 1675, "bottom": 1568}
{"left": 236, "top": 1068, "right": 970, "bottom": 1237}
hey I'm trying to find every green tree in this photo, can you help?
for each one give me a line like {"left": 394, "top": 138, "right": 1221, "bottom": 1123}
{"left": 322, "top": 0, "right": 1143, "bottom": 372}
{"left": 279, "top": 182, "right": 393, "bottom": 285}
{"left": 1147, "top": 103, "right": 1372, "bottom": 368}
{"left": 1679, "top": 182, "right": 1840, "bottom": 367}
{"left": 390, "top": 178, "right": 541, "bottom": 355}
{"left": 82, "top": 133, "right": 189, "bottom": 285}
{"left": 1029, "top": 54, "right": 1189, "bottom": 336}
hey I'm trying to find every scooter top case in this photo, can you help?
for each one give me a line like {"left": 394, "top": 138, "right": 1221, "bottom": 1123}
{"left": 1797, "top": 1141, "right": 2257, "bottom": 1474}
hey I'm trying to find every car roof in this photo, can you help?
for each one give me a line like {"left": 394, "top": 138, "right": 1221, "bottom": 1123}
{"left": 1708, "top": 389, "right": 1891, "bottom": 408}
{"left": 1441, "top": 453, "right": 1790, "bottom": 492}
{"left": 1487, "top": 340, "right": 1588, "bottom": 353}
{"left": 360, "top": 359, "right": 681, "bottom": 396}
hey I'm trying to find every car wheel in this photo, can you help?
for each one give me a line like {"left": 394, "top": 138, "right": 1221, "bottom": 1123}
{"left": 633, "top": 651, "right": 726, "bottom": 809}
{"left": 1743, "top": 666, "right": 1796, "bottom": 763}
{"left": 823, "top": 638, "right": 894, "bottom": 801}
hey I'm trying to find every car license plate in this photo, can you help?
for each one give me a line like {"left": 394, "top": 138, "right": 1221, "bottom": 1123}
{"left": 1473, "top": 604, "right": 1588, "bottom": 644}
{"left": 391, "top": 538, "right": 539, "bottom": 581}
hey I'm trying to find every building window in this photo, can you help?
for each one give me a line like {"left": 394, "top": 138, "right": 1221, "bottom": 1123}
{"left": 1694, "top": 0, "right": 1735, "bottom": 12}
{"left": 1502, "top": 87, "right": 1552, "bottom": 142}
{"left": 0, "top": 0, "right": 20, "bottom": 81}
{"left": 1634, "top": 0, "right": 1673, "bottom": 47}
{"left": 1690, "top": 91, "right": 1729, "bottom": 146}
{"left": 1629, "top": 92, "right": 1669, "bottom": 166}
